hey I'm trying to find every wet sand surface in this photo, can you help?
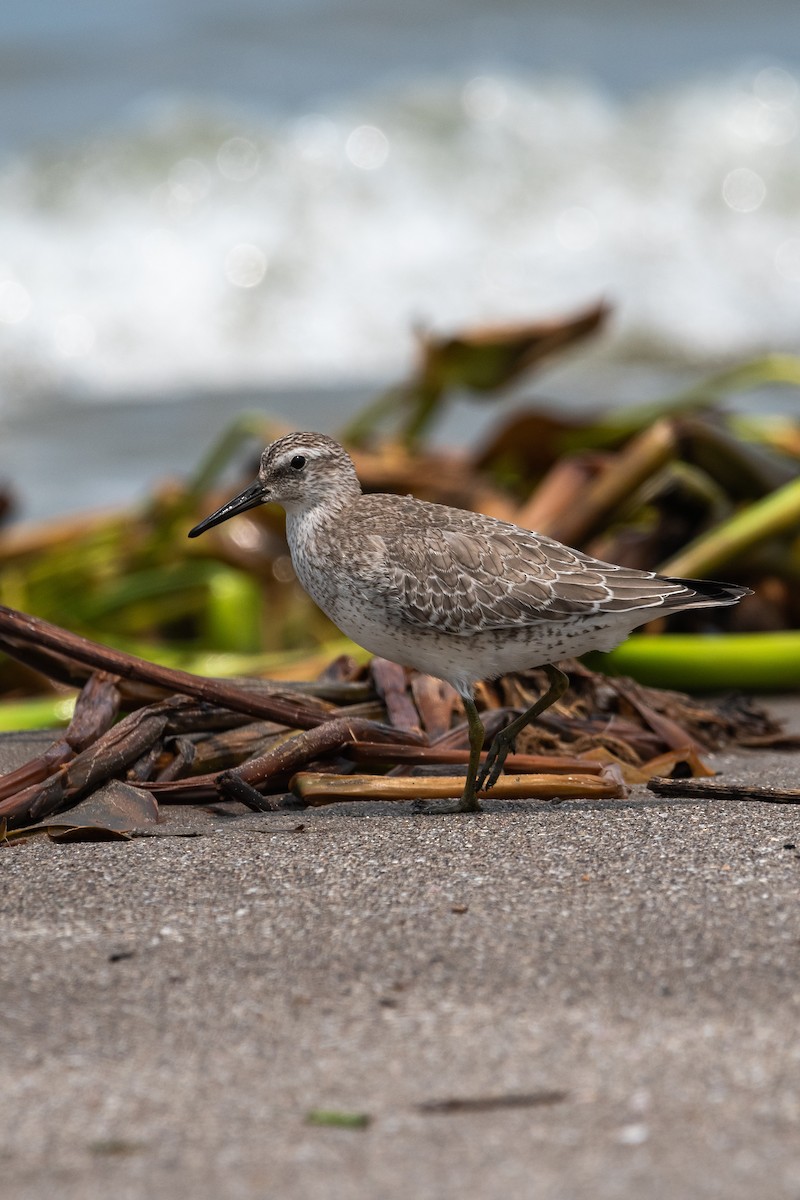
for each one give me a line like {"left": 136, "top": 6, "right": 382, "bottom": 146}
{"left": 2, "top": 699, "right": 800, "bottom": 1199}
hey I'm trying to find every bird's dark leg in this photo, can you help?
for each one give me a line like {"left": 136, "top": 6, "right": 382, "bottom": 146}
{"left": 457, "top": 693, "right": 486, "bottom": 812}
{"left": 413, "top": 690, "right": 485, "bottom": 815}
{"left": 476, "top": 664, "right": 569, "bottom": 792}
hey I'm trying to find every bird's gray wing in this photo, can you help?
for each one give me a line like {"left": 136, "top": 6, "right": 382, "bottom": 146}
{"left": 367, "top": 518, "right": 686, "bottom": 635}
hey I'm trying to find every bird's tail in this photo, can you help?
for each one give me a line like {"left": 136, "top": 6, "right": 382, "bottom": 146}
{"left": 659, "top": 576, "right": 752, "bottom": 612}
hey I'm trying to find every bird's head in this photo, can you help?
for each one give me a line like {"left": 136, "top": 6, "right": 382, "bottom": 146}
{"left": 187, "top": 431, "right": 360, "bottom": 537}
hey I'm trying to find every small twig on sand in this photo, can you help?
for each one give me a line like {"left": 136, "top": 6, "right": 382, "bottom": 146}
{"left": 648, "top": 777, "right": 800, "bottom": 805}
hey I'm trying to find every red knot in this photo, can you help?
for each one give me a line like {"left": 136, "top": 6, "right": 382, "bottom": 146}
{"left": 189, "top": 432, "right": 750, "bottom": 813}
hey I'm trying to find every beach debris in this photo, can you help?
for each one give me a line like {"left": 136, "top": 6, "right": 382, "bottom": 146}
{"left": 290, "top": 766, "right": 627, "bottom": 805}
{"left": 647, "top": 777, "right": 800, "bottom": 805}
{"left": 344, "top": 300, "right": 610, "bottom": 447}
{"left": 2, "top": 782, "right": 159, "bottom": 845}
{"left": 417, "top": 1091, "right": 568, "bottom": 1114}
{"left": 306, "top": 1110, "right": 372, "bottom": 1129}
{"left": 0, "top": 603, "right": 783, "bottom": 839}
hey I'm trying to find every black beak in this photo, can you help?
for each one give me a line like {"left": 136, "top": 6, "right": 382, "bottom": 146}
{"left": 188, "top": 480, "right": 266, "bottom": 538}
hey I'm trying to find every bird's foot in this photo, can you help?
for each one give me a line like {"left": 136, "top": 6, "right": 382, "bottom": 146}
{"left": 412, "top": 788, "right": 483, "bottom": 816}
{"left": 476, "top": 733, "right": 515, "bottom": 792}
{"left": 411, "top": 800, "right": 483, "bottom": 815}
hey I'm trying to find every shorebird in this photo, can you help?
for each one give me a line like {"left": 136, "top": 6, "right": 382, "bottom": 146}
{"left": 189, "top": 432, "right": 749, "bottom": 812}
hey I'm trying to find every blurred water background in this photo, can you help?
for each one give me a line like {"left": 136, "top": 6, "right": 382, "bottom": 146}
{"left": 1, "top": 0, "right": 799, "bottom": 518}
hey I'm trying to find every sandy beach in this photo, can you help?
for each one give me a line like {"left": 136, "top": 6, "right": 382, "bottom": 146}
{"left": 3, "top": 699, "right": 799, "bottom": 1199}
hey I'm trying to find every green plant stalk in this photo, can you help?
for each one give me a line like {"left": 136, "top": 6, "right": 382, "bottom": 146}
{"left": 601, "top": 354, "right": 800, "bottom": 441}
{"left": 658, "top": 474, "right": 800, "bottom": 578}
{"left": 586, "top": 632, "right": 800, "bottom": 691}
{"left": 658, "top": 353, "right": 800, "bottom": 408}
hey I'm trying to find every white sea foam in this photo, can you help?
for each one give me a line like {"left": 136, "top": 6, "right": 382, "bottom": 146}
{"left": 1, "top": 66, "right": 799, "bottom": 404}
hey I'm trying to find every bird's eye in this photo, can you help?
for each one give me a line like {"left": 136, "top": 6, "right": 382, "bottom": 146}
{"left": 290, "top": 455, "right": 306, "bottom": 470}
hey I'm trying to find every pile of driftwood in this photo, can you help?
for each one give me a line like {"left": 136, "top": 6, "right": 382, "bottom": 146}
{"left": 0, "top": 603, "right": 787, "bottom": 842}
{"left": 3, "top": 307, "right": 800, "bottom": 709}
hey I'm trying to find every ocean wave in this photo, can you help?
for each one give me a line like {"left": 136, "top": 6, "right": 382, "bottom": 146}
{"left": 1, "top": 66, "right": 799, "bottom": 403}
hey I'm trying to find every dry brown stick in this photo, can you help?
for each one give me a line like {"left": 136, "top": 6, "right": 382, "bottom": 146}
{"left": 162, "top": 704, "right": 283, "bottom": 735}
{"left": 417, "top": 1091, "right": 568, "bottom": 1114}
{"left": 0, "top": 605, "right": 331, "bottom": 728}
{"left": 371, "top": 658, "right": 421, "bottom": 734}
{"left": 546, "top": 418, "right": 677, "bottom": 547}
{"left": 0, "top": 703, "right": 173, "bottom": 823}
{"left": 236, "top": 717, "right": 423, "bottom": 781}
{"left": 0, "top": 671, "right": 121, "bottom": 801}
{"left": 410, "top": 675, "right": 457, "bottom": 740}
{"left": 0, "top": 633, "right": 96, "bottom": 691}
{"left": 609, "top": 677, "right": 707, "bottom": 753}
{"left": 647, "top": 777, "right": 800, "bottom": 805}
{"left": 516, "top": 454, "right": 604, "bottom": 538}
{"left": 0, "top": 743, "right": 74, "bottom": 801}
{"left": 139, "top": 778, "right": 220, "bottom": 803}
{"left": 216, "top": 771, "right": 282, "bottom": 812}
{"left": 347, "top": 742, "right": 606, "bottom": 775}
{"left": 155, "top": 737, "right": 197, "bottom": 782}
{"left": 65, "top": 671, "right": 122, "bottom": 749}
{"left": 127, "top": 740, "right": 167, "bottom": 783}
{"left": 292, "top": 767, "right": 628, "bottom": 805}
{"left": 222, "top": 676, "right": 374, "bottom": 704}
{"left": 147, "top": 717, "right": 425, "bottom": 802}
{"left": 536, "top": 710, "right": 665, "bottom": 759}
{"left": 424, "top": 708, "right": 518, "bottom": 751}
{"left": 188, "top": 725, "right": 285, "bottom": 773}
